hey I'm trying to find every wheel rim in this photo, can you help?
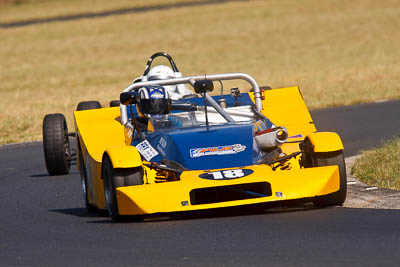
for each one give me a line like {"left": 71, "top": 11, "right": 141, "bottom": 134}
{"left": 81, "top": 176, "right": 88, "bottom": 206}
{"left": 63, "top": 125, "right": 71, "bottom": 168}
{"left": 77, "top": 143, "right": 88, "bottom": 207}
{"left": 103, "top": 167, "right": 113, "bottom": 216}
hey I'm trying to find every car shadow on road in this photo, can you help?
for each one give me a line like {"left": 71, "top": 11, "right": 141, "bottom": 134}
{"left": 30, "top": 173, "right": 51, "bottom": 177}
{"left": 48, "top": 198, "right": 331, "bottom": 224}
{"left": 85, "top": 201, "right": 318, "bottom": 224}
{"left": 50, "top": 207, "right": 108, "bottom": 218}
{"left": 30, "top": 171, "right": 79, "bottom": 178}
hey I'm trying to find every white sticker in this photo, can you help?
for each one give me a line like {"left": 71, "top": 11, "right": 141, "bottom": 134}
{"left": 190, "top": 144, "right": 246, "bottom": 158}
{"left": 209, "top": 170, "right": 245, "bottom": 179}
{"left": 136, "top": 140, "right": 159, "bottom": 161}
{"left": 199, "top": 169, "right": 254, "bottom": 180}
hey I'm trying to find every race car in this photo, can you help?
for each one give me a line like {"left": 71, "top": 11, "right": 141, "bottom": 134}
{"left": 42, "top": 52, "right": 347, "bottom": 221}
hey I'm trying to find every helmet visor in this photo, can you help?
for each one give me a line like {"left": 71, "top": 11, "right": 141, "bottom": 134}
{"left": 139, "top": 99, "right": 171, "bottom": 115}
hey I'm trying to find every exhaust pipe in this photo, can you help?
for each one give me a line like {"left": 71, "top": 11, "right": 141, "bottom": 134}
{"left": 254, "top": 127, "right": 289, "bottom": 150}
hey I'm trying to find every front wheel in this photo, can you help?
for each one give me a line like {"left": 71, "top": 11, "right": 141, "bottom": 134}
{"left": 42, "top": 113, "right": 70, "bottom": 175}
{"left": 76, "top": 101, "right": 102, "bottom": 111}
{"left": 102, "top": 156, "right": 144, "bottom": 221}
{"left": 312, "top": 151, "right": 347, "bottom": 207}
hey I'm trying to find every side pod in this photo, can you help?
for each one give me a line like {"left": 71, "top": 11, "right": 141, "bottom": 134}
{"left": 305, "top": 132, "right": 344, "bottom": 152}
{"left": 104, "top": 146, "right": 142, "bottom": 169}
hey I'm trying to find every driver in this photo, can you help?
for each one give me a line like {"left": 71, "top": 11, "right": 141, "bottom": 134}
{"left": 137, "top": 86, "right": 182, "bottom": 130}
{"left": 137, "top": 85, "right": 171, "bottom": 116}
{"left": 145, "top": 65, "right": 193, "bottom": 100}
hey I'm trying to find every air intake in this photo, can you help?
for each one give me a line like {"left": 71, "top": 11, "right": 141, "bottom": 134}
{"left": 190, "top": 182, "right": 272, "bottom": 205}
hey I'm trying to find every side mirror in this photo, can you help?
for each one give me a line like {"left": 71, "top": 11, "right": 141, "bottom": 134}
{"left": 194, "top": 80, "right": 214, "bottom": 94}
{"left": 120, "top": 91, "right": 139, "bottom": 105}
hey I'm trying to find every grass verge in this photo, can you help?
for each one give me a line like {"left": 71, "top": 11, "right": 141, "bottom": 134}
{"left": 1, "top": 0, "right": 400, "bottom": 145}
{"left": 352, "top": 138, "right": 400, "bottom": 190}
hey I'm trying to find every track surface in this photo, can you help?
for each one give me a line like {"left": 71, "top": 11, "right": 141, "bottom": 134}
{"left": 311, "top": 100, "right": 400, "bottom": 157}
{"left": 1, "top": 100, "right": 399, "bottom": 266}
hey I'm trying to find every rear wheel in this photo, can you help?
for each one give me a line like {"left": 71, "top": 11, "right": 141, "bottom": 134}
{"left": 312, "top": 151, "right": 347, "bottom": 207}
{"left": 43, "top": 113, "right": 70, "bottom": 175}
{"left": 109, "top": 100, "right": 120, "bottom": 107}
{"left": 102, "top": 156, "right": 144, "bottom": 221}
{"left": 76, "top": 101, "right": 102, "bottom": 111}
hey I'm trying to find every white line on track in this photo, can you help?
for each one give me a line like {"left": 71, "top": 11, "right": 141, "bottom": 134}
{"left": 365, "top": 187, "right": 379, "bottom": 191}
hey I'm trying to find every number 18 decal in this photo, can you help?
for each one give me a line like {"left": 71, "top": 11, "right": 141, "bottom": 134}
{"left": 199, "top": 169, "right": 254, "bottom": 180}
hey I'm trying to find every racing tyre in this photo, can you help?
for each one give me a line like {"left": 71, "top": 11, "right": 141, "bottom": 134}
{"left": 76, "top": 101, "right": 102, "bottom": 111}
{"left": 312, "top": 150, "right": 347, "bottom": 207}
{"left": 43, "top": 113, "right": 71, "bottom": 175}
{"left": 102, "top": 156, "right": 144, "bottom": 222}
{"left": 109, "top": 100, "right": 120, "bottom": 107}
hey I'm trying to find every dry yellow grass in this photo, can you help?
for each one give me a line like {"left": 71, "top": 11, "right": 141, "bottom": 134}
{"left": 1, "top": 0, "right": 400, "bottom": 144}
{"left": 352, "top": 138, "right": 400, "bottom": 190}
{"left": 0, "top": 0, "right": 204, "bottom": 23}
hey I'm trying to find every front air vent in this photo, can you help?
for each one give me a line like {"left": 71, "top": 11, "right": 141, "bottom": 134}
{"left": 190, "top": 182, "right": 272, "bottom": 205}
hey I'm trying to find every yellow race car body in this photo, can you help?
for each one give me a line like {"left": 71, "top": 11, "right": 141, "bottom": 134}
{"left": 74, "top": 78, "right": 346, "bottom": 219}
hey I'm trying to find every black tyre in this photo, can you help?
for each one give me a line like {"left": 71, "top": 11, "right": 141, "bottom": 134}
{"left": 312, "top": 151, "right": 347, "bottom": 207}
{"left": 43, "top": 113, "right": 71, "bottom": 175}
{"left": 109, "top": 100, "right": 120, "bottom": 107}
{"left": 102, "top": 156, "right": 144, "bottom": 221}
{"left": 76, "top": 101, "right": 102, "bottom": 111}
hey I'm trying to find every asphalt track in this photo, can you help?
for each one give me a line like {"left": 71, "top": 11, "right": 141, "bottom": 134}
{"left": 0, "top": 100, "right": 399, "bottom": 266}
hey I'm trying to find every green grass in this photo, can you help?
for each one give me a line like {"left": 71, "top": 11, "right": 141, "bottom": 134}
{"left": 352, "top": 138, "right": 400, "bottom": 190}
{"left": 1, "top": 0, "right": 400, "bottom": 145}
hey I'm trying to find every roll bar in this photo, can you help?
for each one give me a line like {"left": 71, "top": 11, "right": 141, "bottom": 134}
{"left": 120, "top": 73, "right": 262, "bottom": 125}
{"left": 142, "top": 52, "right": 180, "bottom": 76}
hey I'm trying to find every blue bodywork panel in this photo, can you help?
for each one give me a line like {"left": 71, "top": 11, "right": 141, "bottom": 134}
{"left": 132, "top": 123, "right": 260, "bottom": 170}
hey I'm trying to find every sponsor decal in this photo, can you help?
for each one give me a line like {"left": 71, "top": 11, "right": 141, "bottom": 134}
{"left": 199, "top": 169, "right": 254, "bottom": 180}
{"left": 159, "top": 137, "right": 167, "bottom": 148}
{"left": 149, "top": 88, "right": 165, "bottom": 99}
{"left": 190, "top": 144, "right": 246, "bottom": 158}
{"left": 288, "top": 134, "right": 303, "bottom": 139}
{"left": 156, "top": 137, "right": 167, "bottom": 157}
{"left": 136, "top": 140, "right": 159, "bottom": 161}
{"left": 275, "top": 192, "right": 284, "bottom": 197}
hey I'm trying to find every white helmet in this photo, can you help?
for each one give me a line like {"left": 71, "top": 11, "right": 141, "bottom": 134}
{"left": 147, "top": 65, "right": 176, "bottom": 81}
{"left": 146, "top": 65, "right": 193, "bottom": 100}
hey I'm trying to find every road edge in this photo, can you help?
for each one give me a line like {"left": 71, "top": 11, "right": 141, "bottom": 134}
{"left": 345, "top": 156, "right": 400, "bottom": 209}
